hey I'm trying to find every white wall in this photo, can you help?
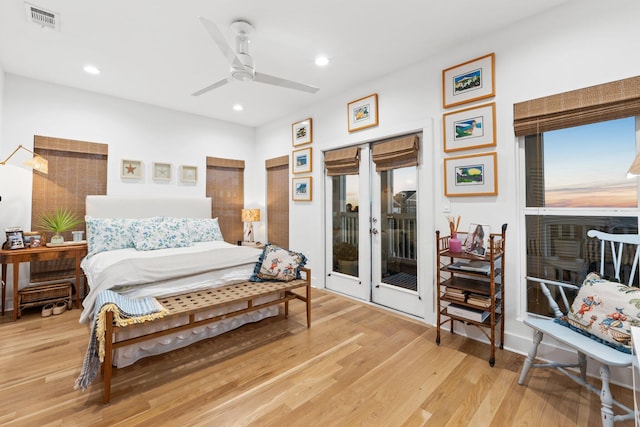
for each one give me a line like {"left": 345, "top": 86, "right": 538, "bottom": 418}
{"left": 0, "top": 74, "right": 258, "bottom": 306}
{"left": 255, "top": 0, "right": 640, "bottom": 383}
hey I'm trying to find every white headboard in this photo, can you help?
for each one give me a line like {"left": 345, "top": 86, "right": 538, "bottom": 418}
{"left": 86, "top": 196, "right": 212, "bottom": 219}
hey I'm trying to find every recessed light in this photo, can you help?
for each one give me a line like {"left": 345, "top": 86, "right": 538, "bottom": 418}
{"left": 233, "top": 104, "right": 243, "bottom": 111}
{"left": 315, "top": 56, "right": 329, "bottom": 66}
{"left": 83, "top": 65, "right": 100, "bottom": 75}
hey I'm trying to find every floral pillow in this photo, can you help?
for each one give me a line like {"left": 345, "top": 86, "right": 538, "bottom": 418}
{"left": 250, "top": 244, "right": 307, "bottom": 282}
{"left": 558, "top": 272, "right": 640, "bottom": 354}
{"left": 85, "top": 216, "right": 137, "bottom": 257}
{"left": 133, "top": 216, "right": 193, "bottom": 251}
{"left": 187, "top": 217, "right": 224, "bottom": 242}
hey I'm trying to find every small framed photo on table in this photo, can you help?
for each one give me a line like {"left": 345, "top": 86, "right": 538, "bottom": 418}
{"left": 292, "top": 118, "right": 312, "bottom": 146}
{"left": 23, "top": 231, "right": 45, "bottom": 248}
{"left": 4, "top": 228, "right": 25, "bottom": 250}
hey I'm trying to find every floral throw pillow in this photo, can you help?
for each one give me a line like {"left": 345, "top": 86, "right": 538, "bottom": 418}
{"left": 557, "top": 272, "right": 640, "bottom": 354}
{"left": 250, "top": 244, "right": 307, "bottom": 282}
{"left": 187, "top": 217, "right": 224, "bottom": 242}
{"left": 85, "top": 216, "right": 137, "bottom": 258}
{"left": 133, "top": 216, "right": 193, "bottom": 251}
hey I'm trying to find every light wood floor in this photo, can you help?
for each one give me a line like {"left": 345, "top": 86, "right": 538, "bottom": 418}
{"left": 0, "top": 288, "right": 635, "bottom": 426}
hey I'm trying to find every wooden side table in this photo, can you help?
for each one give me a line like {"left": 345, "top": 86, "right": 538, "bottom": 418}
{"left": 0, "top": 243, "right": 87, "bottom": 321}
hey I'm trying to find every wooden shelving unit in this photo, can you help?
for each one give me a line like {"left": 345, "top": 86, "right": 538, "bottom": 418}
{"left": 435, "top": 224, "right": 507, "bottom": 366}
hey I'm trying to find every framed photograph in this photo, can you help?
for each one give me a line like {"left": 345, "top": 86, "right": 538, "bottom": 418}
{"left": 443, "top": 103, "right": 496, "bottom": 152}
{"left": 121, "top": 159, "right": 143, "bottom": 179}
{"left": 23, "top": 231, "right": 45, "bottom": 247}
{"left": 464, "top": 223, "right": 491, "bottom": 257}
{"left": 4, "top": 228, "right": 25, "bottom": 250}
{"left": 442, "top": 53, "right": 495, "bottom": 109}
{"left": 292, "top": 118, "right": 312, "bottom": 146}
{"left": 292, "top": 176, "right": 312, "bottom": 201}
{"left": 152, "top": 162, "right": 172, "bottom": 181}
{"left": 444, "top": 152, "right": 497, "bottom": 197}
{"left": 292, "top": 147, "right": 312, "bottom": 174}
{"left": 180, "top": 165, "right": 198, "bottom": 183}
{"left": 347, "top": 93, "right": 378, "bottom": 132}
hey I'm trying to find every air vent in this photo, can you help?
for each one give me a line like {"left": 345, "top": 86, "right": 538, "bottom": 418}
{"left": 24, "top": 2, "right": 60, "bottom": 31}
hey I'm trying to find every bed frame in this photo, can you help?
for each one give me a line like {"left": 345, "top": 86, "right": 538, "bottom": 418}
{"left": 518, "top": 230, "right": 639, "bottom": 426}
{"left": 102, "top": 268, "right": 311, "bottom": 403}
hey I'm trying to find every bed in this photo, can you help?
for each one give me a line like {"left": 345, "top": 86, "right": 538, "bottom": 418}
{"left": 80, "top": 195, "right": 304, "bottom": 369}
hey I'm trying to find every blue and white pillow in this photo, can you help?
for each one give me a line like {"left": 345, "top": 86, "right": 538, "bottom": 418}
{"left": 85, "top": 216, "right": 137, "bottom": 257}
{"left": 133, "top": 216, "right": 193, "bottom": 251}
{"left": 187, "top": 217, "right": 224, "bottom": 242}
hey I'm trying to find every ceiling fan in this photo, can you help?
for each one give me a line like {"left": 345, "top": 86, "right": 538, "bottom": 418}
{"left": 192, "top": 17, "right": 319, "bottom": 96}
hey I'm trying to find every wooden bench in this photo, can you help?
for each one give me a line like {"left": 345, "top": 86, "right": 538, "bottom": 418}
{"left": 102, "top": 267, "right": 311, "bottom": 403}
{"left": 518, "top": 231, "right": 638, "bottom": 426}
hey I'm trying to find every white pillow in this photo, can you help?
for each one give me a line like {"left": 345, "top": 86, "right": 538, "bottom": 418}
{"left": 133, "top": 217, "right": 193, "bottom": 251}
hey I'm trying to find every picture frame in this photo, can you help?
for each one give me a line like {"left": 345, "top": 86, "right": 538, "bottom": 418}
{"left": 152, "top": 162, "right": 172, "bottom": 181}
{"left": 4, "top": 229, "right": 25, "bottom": 250}
{"left": 23, "top": 231, "right": 46, "bottom": 247}
{"left": 443, "top": 102, "right": 496, "bottom": 152}
{"left": 292, "top": 176, "right": 312, "bottom": 201}
{"left": 442, "top": 53, "right": 495, "bottom": 109}
{"left": 463, "top": 223, "right": 491, "bottom": 257}
{"left": 121, "top": 159, "right": 143, "bottom": 179}
{"left": 347, "top": 93, "right": 378, "bottom": 132}
{"left": 180, "top": 165, "right": 198, "bottom": 183}
{"left": 292, "top": 147, "right": 312, "bottom": 174}
{"left": 444, "top": 152, "right": 497, "bottom": 197}
{"left": 292, "top": 118, "right": 312, "bottom": 146}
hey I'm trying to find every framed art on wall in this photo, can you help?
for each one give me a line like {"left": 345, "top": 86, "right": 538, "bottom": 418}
{"left": 442, "top": 53, "right": 495, "bottom": 109}
{"left": 292, "top": 147, "right": 312, "bottom": 174}
{"left": 443, "top": 102, "right": 496, "bottom": 152}
{"left": 152, "top": 162, "right": 172, "bottom": 180}
{"left": 444, "top": 152, "right": 497, "bottom": 197}
{"left": 179, "top": 165, "right": 198, "bottom": 183}
{"left": 292, "top": 176, "right": 312, "bottom": 201}
{"left": 347, "top": 93, "right": 378, "bottom": 132}
{"left": 121, "top": 159, "right": 143, "bottom": 179}
{"left": 292, "top": 118, "right": 312, "bottom": 146}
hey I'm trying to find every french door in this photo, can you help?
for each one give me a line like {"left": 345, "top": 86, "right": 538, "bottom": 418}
{"left": 325, "top": 140, "right": 422, "bottom": 317}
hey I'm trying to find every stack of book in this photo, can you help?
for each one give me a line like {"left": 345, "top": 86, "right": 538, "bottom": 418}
{"left": 444, "top": 288, "right": 467, "bottom": 302}
{"left": 446, "top": 303, "right": 490, "bottom": 322}
{"left": 467, "top": 293, "right": 491, "bottom": 309}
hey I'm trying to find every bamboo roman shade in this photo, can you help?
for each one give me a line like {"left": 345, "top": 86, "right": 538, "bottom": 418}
{"left": 324, "top": 146, "right": 360, "bottom": 176}
{"left": 371, "top": 135, "right": 419, "bottom": 172}
{"left": 513, "top": 75, "right": 640, "bottom": 136}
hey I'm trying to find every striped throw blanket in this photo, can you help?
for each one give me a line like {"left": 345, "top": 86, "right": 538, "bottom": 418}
{"left": 74, "top": 289, "right": 167, "bottom": 390}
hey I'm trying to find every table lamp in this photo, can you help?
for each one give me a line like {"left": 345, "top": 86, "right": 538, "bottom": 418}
{"left": 241, "top": 208, "right": 260, "bottom": 242}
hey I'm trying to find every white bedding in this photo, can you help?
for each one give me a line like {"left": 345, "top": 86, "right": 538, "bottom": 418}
{"left": 80, "top": 241, "right": 263, "bottom": 323}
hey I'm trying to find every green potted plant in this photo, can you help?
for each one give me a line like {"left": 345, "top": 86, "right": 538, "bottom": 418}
{"left": 37, "top": 208, "right": 83, "bottom": 244}
{"left": 334, "top": 241, "right": 358, "bottom": 276}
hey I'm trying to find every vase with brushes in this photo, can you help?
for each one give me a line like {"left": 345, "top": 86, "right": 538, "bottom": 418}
{"left": 37, "top": 208, "right": 83, "bottom": 244}
{"left": 447, "top": 215, "right": 462, "bottom": 253}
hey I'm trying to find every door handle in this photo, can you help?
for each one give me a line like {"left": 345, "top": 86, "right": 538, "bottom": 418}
{"left": 371, "top": 228, "right": 378, "bottom": 234}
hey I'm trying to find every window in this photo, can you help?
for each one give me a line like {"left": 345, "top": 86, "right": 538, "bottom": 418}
{"left": 523, "top": 119, "right": 639, "bottom": 315}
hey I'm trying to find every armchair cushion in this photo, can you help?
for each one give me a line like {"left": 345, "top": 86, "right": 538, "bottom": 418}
{"left": 557, "top": 272, "right": 640, "bottom": 354}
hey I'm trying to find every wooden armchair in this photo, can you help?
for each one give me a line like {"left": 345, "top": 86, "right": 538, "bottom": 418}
{"left": 518, "top": 229, "right": 640, "bottom": 427}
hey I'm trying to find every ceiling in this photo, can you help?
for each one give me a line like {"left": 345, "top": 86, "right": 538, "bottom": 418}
{"left": 0, "top": 0, "right": 570, "bottom": 128}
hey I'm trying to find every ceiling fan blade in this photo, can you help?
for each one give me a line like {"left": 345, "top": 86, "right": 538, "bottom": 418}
{"left": 197, "top": 16, "right": 243, "bottom": 69}
{"left": 191, "top": 78, "right": 231, "bottom": 96}
{"left": 254, "top": 72, "right": 319, "bottom": 94}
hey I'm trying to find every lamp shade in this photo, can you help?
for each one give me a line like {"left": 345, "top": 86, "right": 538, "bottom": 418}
{"left": 0, "top": 144, "right": 48, "bottom": 174}
{"left": 241, "top": 208, "right": 260, "bottom": 222}
{"left": 627, "top": 152, "right": 640, "bottom": 178}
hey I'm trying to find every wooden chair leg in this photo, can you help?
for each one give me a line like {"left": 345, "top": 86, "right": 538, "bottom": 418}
{"left": 599, "top": 364, "right": 615, "bottom": 427}
{"left": 518, "top": 329, "right": 543, "bottom": 385}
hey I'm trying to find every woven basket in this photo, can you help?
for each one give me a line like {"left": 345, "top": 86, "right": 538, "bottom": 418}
{"left": 18, "top": 282, "right": 72, "bottom": 316}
